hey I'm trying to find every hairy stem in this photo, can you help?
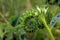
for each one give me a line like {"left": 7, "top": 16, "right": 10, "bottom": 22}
{"left": 40, "top": 16, "right": 55, "bottom": 40}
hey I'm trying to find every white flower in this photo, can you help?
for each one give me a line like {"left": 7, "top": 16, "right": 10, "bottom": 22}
{"left": 43, "top": 8, "right": 48, "bottom": 14}
{"left": 36, "top": 6, "right": 48, "bottom": 14}
{"left": 36, "top": 6, "right": 41, "bottom": 13}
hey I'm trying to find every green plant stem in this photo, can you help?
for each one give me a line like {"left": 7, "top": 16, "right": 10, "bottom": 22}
{"left": 0, "top": 12, "right": 12, "bottom": 26}
{"left": 40, "top": 16, "right": 55, "bottom": 40}
{"left": 0, "top": 13, "right": 9, "bottom": 24}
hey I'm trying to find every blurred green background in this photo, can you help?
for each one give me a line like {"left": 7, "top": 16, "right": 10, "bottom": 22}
{"left": 0, "top": 0, "right": 60, "bottom": 17}
{"left": 0, "top": 0, "right": 60, "bottom": 40}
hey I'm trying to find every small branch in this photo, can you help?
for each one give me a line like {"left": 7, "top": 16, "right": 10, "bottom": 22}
{"left": 0, "top": 12, "right": 10, "bottom": 25}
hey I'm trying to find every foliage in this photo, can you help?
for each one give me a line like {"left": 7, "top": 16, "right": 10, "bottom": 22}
{"left": 0, "top": 6, "right": 57, "bottom": 40}
{"left": 0, "top": 0, "right": 60, "bottom": 40}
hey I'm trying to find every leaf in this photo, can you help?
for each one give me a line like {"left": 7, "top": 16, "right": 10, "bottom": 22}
{"left": 50, "top": 13, "right": 60, "bottom": 28}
